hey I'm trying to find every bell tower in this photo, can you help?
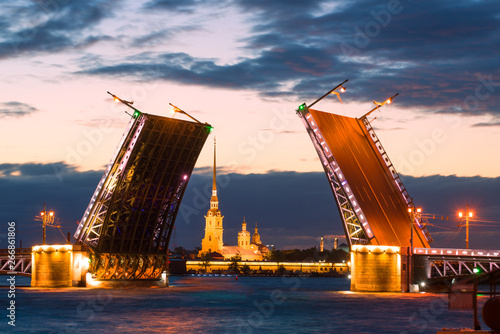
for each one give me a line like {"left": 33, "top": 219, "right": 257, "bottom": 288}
{"left": 238, "top": 218, "right": 251, "bottom": 250}
{"left": 201, "top": 138, "right": 223, "bottom": 254}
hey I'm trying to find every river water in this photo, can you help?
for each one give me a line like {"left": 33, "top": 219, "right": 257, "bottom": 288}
{"left": 0, "top": 275, "right": 490, "bottom": 333}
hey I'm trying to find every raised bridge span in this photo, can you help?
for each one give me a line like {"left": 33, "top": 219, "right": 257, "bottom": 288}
{"left": 296, "top": 83, "right": 499, "bottom": 285}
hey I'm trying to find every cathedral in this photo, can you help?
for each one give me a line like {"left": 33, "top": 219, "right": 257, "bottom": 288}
{"left": 199, "top": 139, "right": 269, "bottom": 261}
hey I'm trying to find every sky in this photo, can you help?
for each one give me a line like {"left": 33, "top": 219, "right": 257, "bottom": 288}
{"left": 0, "top": 0, "right": 499, "bottom": 250}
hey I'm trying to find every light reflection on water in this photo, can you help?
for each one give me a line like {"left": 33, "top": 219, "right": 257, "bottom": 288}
{"left": 0, "top": 276, "right": 490, "bottom": 333}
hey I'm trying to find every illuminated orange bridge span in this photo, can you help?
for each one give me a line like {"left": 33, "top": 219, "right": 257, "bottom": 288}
{"left": 298, "top": 105, "right": 432, "bottom": 249}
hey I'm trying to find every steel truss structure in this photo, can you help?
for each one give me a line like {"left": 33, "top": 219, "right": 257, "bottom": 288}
{"left": 0, "top": 249, "right": 32, "bottom": 276}
{"left": 74, "top": 112, "right": 211, "bottom": 279}
{"left": 415, "top": 247, "right": 500, "bottom": 278}
{"left": 298, "top": 107, "right": 373, "bottom": 246}
{"left": 359, "top": 117, "right": 433, "bottom": 243}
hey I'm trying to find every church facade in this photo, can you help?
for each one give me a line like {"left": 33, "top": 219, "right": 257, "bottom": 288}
{"left": 199, "top": 139, "right": 268, "bottom": 261}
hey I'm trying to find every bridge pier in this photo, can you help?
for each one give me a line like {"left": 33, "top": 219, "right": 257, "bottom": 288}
{"left": 350, "top": 245, "right": 412, "bottom": 292}
{"left": 31, "top": 244, "right": 89, "bottom": 288}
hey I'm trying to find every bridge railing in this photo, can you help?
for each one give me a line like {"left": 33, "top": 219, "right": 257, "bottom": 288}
{"left": 0, "top": 248, "right": 33, "bottom": 255}
{"left": 414, "top": 247, "right": 500, "bottom": 279}
{"left": 414, "top": 247, "right": 500, "bottom": 258}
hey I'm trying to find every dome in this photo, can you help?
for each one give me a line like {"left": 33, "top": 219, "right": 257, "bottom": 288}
{"left": 207, "top": 208, "right": 221, "bottom": 217}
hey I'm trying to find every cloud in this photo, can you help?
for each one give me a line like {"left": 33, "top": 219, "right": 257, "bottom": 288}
{"left": 143, "top": 0, "right": 202, "bottom": 13}
{"left": 0, "top": 1, "right": 114, "bottom": 59}
{"left": 73, "top": 0, "right": 500, "bottom": 116}
{"left": 77, "top": 43, "right": 341, "bottom": 92}
{"left": 0, "top": 101, "right": 38, "bottom": 118}
{"left": 472, "top": 122, "right": 500, "bottom": 127}
{"left": 1, "top": 162, "right": 499, "bottom": 250}
{"left": 143, "top": 0, "right": 231, "bottom": 13}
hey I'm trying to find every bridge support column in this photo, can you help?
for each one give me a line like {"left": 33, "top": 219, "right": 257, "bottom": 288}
{"left": 31, "top": 244, "right": 89, "bottom": 288}
{"left": 350, "top": 245, "right": 404, "bottom": 292}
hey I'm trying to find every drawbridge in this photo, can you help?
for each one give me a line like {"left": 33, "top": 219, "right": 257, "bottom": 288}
{"left": 73, "top": 94, "right": 212, "bottom": 280}
{"left": 297, "top": 82, "right": 432, "bottom": 249}
{"left": 297, "top": 81, "right": 499, "bottom": 282}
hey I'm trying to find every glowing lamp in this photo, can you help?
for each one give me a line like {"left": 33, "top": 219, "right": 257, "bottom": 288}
{"left": 298, "top": 103, "right": 306, "bottom": 110}
{"left": 458, "top": 212, "right": 463, "bottom": 218}
{"left": 408, "top": 208, "right": 412, "bottom": 213}
{"left": 183, "top": 175, "right": 188, "bottom": 180}
{"left": 469, "top": 212, "right": 473, "bottom": 217}
{"left": 340, "top": 86, "right": 346, "bottom": 93}
{"left": 416, "top": 208, "right": 422, "bottom": 213}
{"left": 49, "top": 212, "right": 54, "bottom": 216}
{"left": 386, "top": 99, "right": 392, "bottom": 104}
{"left": 114, "top": 98, "right": 119, "bottom": 103}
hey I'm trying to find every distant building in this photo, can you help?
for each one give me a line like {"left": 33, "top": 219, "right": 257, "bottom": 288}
{"left": 237, "top": 218, "right": 251, "bottom": 249}
{"left": 200, "top": 139, "right": 223, "bottom": 254}
{"left": 199, "top": 139, "right": 269, "bottom": 261}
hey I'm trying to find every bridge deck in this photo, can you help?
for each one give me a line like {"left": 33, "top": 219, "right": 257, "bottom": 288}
{"left": 309, "top": 109, "right": 429, "bottom": 248}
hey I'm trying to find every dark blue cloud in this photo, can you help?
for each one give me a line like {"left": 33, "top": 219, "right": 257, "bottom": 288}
{"left": 74, "top": 0, "right": 500, "bottom": 116}
{"left": 143, "top": 0, "right": 202, "bottom": 13}
{"left": 144, "top": 0, "right": 231, "bottom": 13}
{"left": 0, "top": 1, "right": 115, "bottom": 59}
{"left": 78, "top": 44, "right": 341, "bottom": 92}
{"left": 0, "top": 101, "right": 38, "bottom": 118}
{"left": 1, "top": 162, "right": 499, "bottom": 251}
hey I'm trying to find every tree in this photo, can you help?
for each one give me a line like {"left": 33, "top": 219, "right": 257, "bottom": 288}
{"left": 276, "top": 265, "right": 286, "bottom": 276}
{"left": 200, "top": 253, "right": 212, "bottom": 272}
{"left": 241, "top": 264, "right": 251, "bottom": 275}
{"left": 228, "top": 255, "right": 241, "bottom": 274}
{"left": 173, "top": 246, "right": 186, "bottom": 255}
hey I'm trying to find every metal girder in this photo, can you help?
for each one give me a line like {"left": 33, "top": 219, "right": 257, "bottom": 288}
{"left": 0, "top": 254, "right": 32, "bottom": 275}
{"left": 74, "top": 113, "right": 211, "bottom": 265}
{"left": 298, "top": 106, "right": 373, "bottom": 247}
{"left": 359, "top": 116, "right": 433, "bottom": 243}
{"left": 88, "top": 252, "right": 165, "bottom": 280}
{"left": 416, "top": 247, "right": 500, "bottom": 279}
{"left": 427, "top": 258, "right": 500, "bottom": 278}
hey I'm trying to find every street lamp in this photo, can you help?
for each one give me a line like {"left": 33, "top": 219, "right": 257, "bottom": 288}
{"left": 107, "top": 91, "right": 142, "bottom": 118}
{"left": 169, "top": 103, "right": 203, "bottom": 124}
{"left": 40, "top": 203, "right": 54, "bottom": 245}
{"left": 407, "top": 206, "right": 422, "bottom": 291}
{"left": 360, "top": 93, "right": 399, "bottom": 118}
{"left": 458, "top": 204, "right": 473, "bottom": 249}
{"left": 306, "top": 79, "right": 348, "bottom": 109}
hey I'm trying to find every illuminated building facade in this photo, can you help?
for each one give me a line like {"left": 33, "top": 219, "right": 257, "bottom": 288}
{"left": 237, "top": 219, "right": 251, "bottom": 250}
{"left": 201, "top": 139, "right": 224, "bottom": 254}
{"left": 199, "top": 141, "right": 269, "bottom": 261}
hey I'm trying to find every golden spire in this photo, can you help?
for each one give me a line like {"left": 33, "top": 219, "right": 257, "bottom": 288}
{"left": 210, "top": 137, "right": 218, "bottom": 206}
{"left": 212, "top": 137, "right": 216, "bottom": 193}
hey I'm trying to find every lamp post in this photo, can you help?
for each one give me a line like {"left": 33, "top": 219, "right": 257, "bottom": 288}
{"left": 458, "top": 204, "right": 473, "bottom": 249}
{"left": 360, "top": 93, "right": 399, "bottom": 119}
{"left": 407, "top": 206, "right": 421, "bottom": 291}
{"left": 307, "top": 79, "right": 348, "bottom": 109}
{"left": 169, "top": 103, "right": 207, "bottom": 125}
{"left": 40, "top": 203, "right": 54, "bottom": 245}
